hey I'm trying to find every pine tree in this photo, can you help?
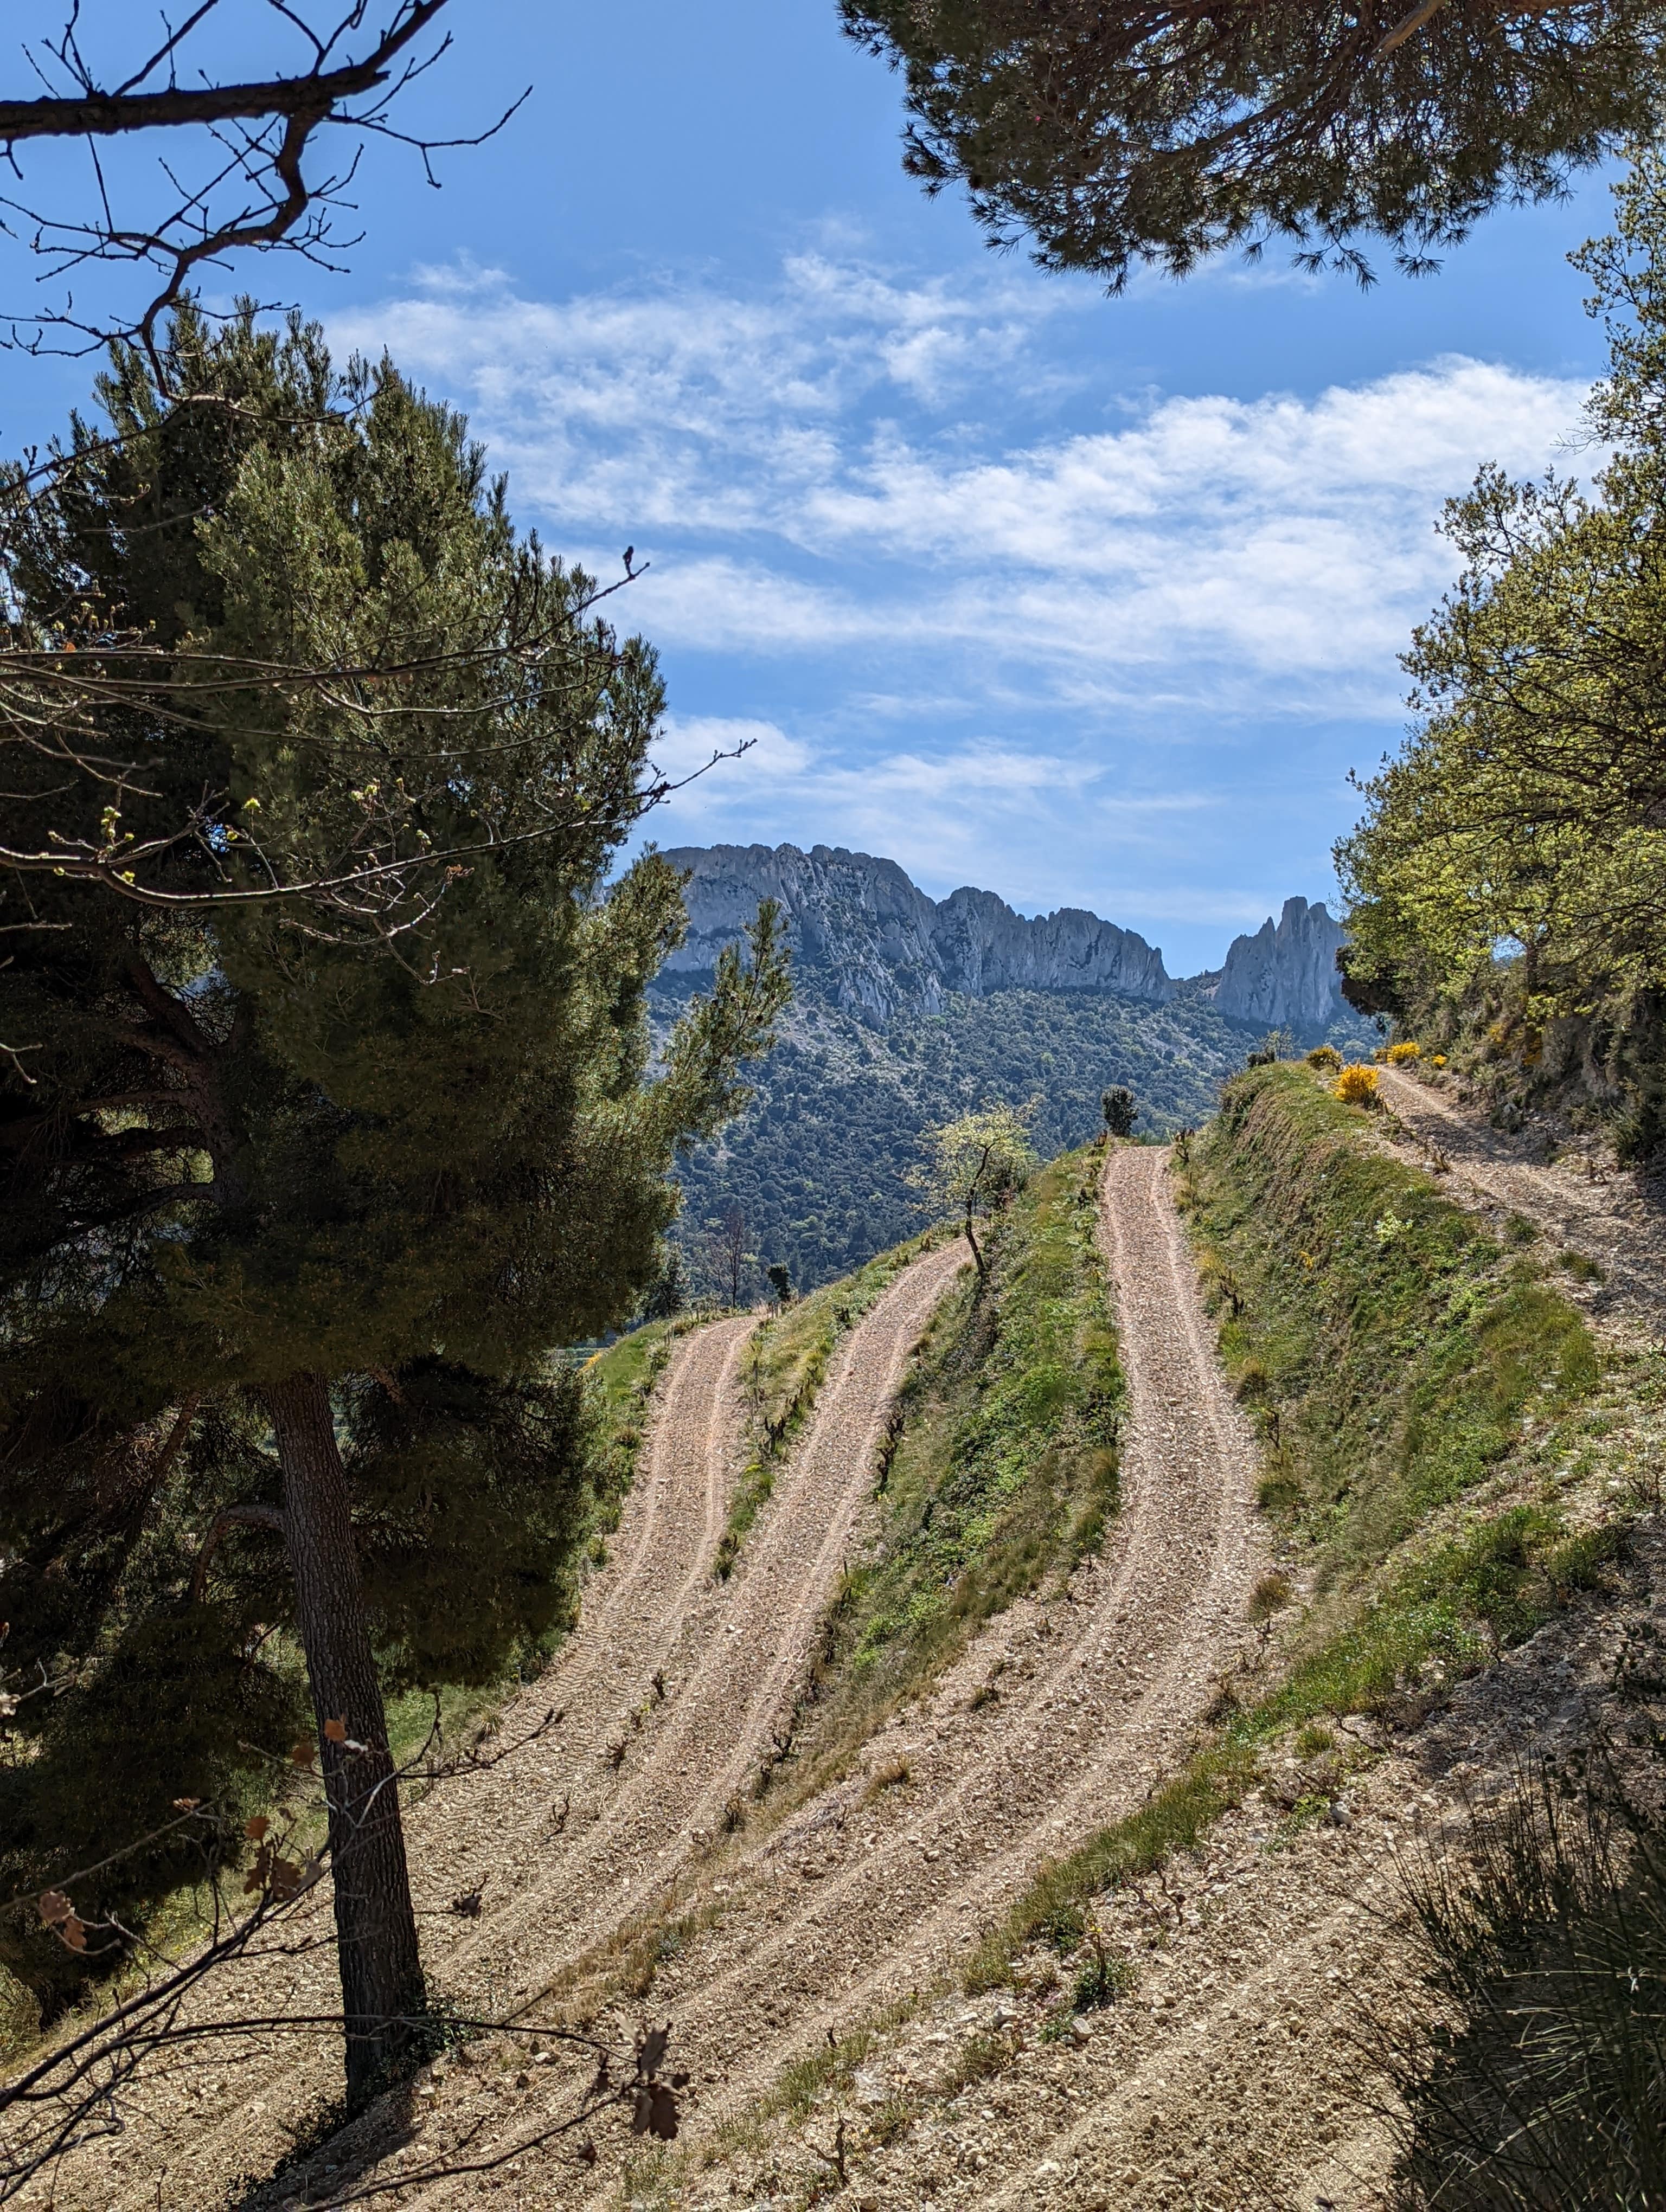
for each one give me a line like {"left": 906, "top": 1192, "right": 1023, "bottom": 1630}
{"left": 0, "top": 311, "right": 788, "bottom": 2102}
{"left": 843, "top": 0, "right": 1659, "bottom": 288}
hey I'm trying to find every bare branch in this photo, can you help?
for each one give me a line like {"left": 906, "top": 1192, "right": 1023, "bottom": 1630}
{"left": 0, "top": 3, "right": 529, "bottom": 363}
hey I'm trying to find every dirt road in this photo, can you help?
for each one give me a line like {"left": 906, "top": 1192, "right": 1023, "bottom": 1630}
{"left": 51, "top": 1252, "right": 969, "bottom": 2212}
{"left": 314, "top": 1144, "right": 1267, "bottom": 2211}
{"left": 1376, "top": 1066, "right": 1666, "bottom": 1336}
{"left": 36, "top": 1148, "right": 1273, "bottom": 2211}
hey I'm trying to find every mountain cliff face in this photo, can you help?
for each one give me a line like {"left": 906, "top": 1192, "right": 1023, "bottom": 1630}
{"left": 1212, "top": 897, "right": 1348, "bottom": 1032}
{"left": 661, "top": 842, "right": 1351, "bottom": 1033}
{"left": 660, "top": 843, "right": 1173, "bottom": 1023}
{"left": 655, "top": 848, "right": 1367, "bottom": 1293}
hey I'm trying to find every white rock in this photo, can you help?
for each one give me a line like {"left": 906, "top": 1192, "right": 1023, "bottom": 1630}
{"left": 662, "top": 843, "right": 1174, "bottom": 1024}
{"left": 1212, "top": 897, "right": 1348, "bottom": 1032}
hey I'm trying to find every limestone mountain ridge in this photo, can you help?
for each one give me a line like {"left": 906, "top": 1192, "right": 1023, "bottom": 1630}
{"left": 661, "top": 840, "right": 1350, "bottom": 1034}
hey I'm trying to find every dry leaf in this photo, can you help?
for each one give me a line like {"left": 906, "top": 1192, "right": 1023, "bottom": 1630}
{"left": 323, "top": 1717, "right": 348, "bottom": 1744}
{"left": 37, "top": 1890, "right": 72, "bottom": 1925}
{"left": 630, "top": 2088, "right": 652, "bottom": 2136}
{"left": 289, "top": 1741, "right": 314, "bottom": 1766}
{"left": 172, "top": 1796, "right": 201, "bottom": 1811}
{"left": 268, "top": 1856, "right": 304, "bottom": 1901}
{"left": 62, "top": 1917, "right": 87, "bottom": 1952}
{"left": 648, "top": 2085, "right": 678, "bottom": 2142}
{"left": 245, "top": 1816, "right": 270, "bottom": 1841}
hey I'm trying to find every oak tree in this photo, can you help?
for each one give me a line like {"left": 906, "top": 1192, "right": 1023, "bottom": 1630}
{"left": 912, "top": 1102, "right": 1036, "bottom": 1275}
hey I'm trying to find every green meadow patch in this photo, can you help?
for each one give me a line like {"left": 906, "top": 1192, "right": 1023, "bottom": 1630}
{"left": 782, "top": 1142, "right": 1122, "bottom": 1799}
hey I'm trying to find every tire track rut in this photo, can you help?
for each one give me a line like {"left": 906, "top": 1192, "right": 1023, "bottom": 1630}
{"left": 644, "top": 1143, "right": 1263, "bottom": 2134}
{"left": 66, "top": 1255, "right": 962, "bottom": 2211}
{"left": 64, "top": 1316, "right": 755, "bottom": 2212}
{"left": 371, "top": 1146, "right": 1263, "bottom": 2210}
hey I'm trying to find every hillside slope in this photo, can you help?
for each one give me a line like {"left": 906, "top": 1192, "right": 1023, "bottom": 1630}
{"left": 661, "top": 981, "right": 1368, "bottom": 1296}
{"left": 623, "top": 1066, "right": 1661, "bottom": 2211}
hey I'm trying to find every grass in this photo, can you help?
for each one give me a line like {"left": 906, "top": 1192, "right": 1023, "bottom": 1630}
{"left": 582, "top": 1310, "right": 711, "bottom": 1545}
{"left": 771, "top": 1142, "right": 1122, "bottom": 1804}
{"left": 965, "top": 1068, "right": 1637, "bottom": 1995}
{"left": 1181, "top": 1065, "right": 1601, "bottom": 1578}
{"left": 692, "top": 1076, "right": 1666, "bottom": 2195}
{"left": 714, "top": 1236, "right": 934, "bottom": 1578}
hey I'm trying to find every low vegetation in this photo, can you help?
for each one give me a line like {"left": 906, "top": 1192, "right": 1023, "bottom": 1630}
{"left": 1187, "top": 1064, "right": 1600, "bottom": 1575}
{"left": 780, "top": 1142, "right": 1121, "bottom": 1800}
{"left": 662, "top": 981, "right": 1370, "bottom": 1296}
{"left": 967, "top": 1065, "right": 1654, "bottom": 2052}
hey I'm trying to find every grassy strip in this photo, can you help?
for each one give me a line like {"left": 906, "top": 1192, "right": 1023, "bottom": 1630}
{"left": 773, "top": 1143, "right": 1120, "bottom": 1806}
{"left": 577, "top": 1310, "right": 715, "bottom": 1565}
{"left": 715, "top": 1234, "right": 935, "bottom": 1578}
{"left": 966, "top": 1501, "right": 1628, "bottom": 1989}
{"left": 967, "top": 1070, "right": 1633, "bottom": 1991}
{"left": 1181, "top": 1065, "right": 1600, "bottom": 1579}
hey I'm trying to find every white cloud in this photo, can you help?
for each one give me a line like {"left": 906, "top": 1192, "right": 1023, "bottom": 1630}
{"left": 339, "top": 259, "right": 1586, "bottom": 717}
{"left": 334, "top": 247, "right": 1597, "bottom": 967}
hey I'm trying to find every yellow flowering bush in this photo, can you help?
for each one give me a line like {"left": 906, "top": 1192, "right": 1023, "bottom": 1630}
{"left": 1333, "top": 1063, "right": 1380, "bottom": 1106}
{"left": 1386, "top": 1040, "right": 1421, "bottom": 1065}
{"left": 1305, "top": 1044, "right": 1342, "bottom": 1071}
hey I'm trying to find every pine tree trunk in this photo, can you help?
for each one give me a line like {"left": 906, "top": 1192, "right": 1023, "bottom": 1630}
{"left": 265, "top": 1369, "right": 425, "bottom": 2110}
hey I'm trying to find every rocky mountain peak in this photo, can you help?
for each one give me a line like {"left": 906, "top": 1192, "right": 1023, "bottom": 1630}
{"left": 1212, "top": 897, "right": 1348, "bottom": 1032}
{"left": 659, "top": 843, "right": 1172, "bottom": 1023}
{"left": 658, "top": 843, "right": 1351, "bottom": 1034}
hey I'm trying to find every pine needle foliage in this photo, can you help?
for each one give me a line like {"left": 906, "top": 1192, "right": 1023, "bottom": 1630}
{"left": 842, "top": 0, "right": 1661, "bottom": 290}
{"left": 0, "top": 310, "right": 788, "bottom": 2081}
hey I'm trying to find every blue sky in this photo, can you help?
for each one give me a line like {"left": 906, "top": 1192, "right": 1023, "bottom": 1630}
{"left": 0, "top": 2, "right": 1618, "bottom": 974}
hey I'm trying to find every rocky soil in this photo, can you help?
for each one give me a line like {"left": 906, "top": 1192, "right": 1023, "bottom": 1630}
{"left": 1375, "top": 1065, "right": 1666, "bottom": 1335}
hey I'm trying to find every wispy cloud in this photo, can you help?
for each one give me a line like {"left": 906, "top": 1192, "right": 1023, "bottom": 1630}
{"left": 334, "top": 248, "right": 1592, "bottom": 961}
{"left": 341, "top": 260, "right": 1585, "bottom": 717}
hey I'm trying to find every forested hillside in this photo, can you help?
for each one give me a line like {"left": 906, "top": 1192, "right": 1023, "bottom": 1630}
{"left": 661, "top": 977, "right": 1369, "bottom": 1293}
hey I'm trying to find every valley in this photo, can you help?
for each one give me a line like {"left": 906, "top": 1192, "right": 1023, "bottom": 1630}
{"left": 659, "top": 844, "right": 1375, "bottom": 1295}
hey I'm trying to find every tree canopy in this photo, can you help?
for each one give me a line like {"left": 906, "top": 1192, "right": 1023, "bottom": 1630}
{"left": 912, "top": 1102, "right": 1037, "bottom": 1274}
{"left": 1338, "top": 153, "right": 1666, "bottom": 1136}
{"left": 842, "top": 0, "right": 1661, "bottom": 286}
{"left": 0, "top": 310, "right": 787, "bottom": 2094}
